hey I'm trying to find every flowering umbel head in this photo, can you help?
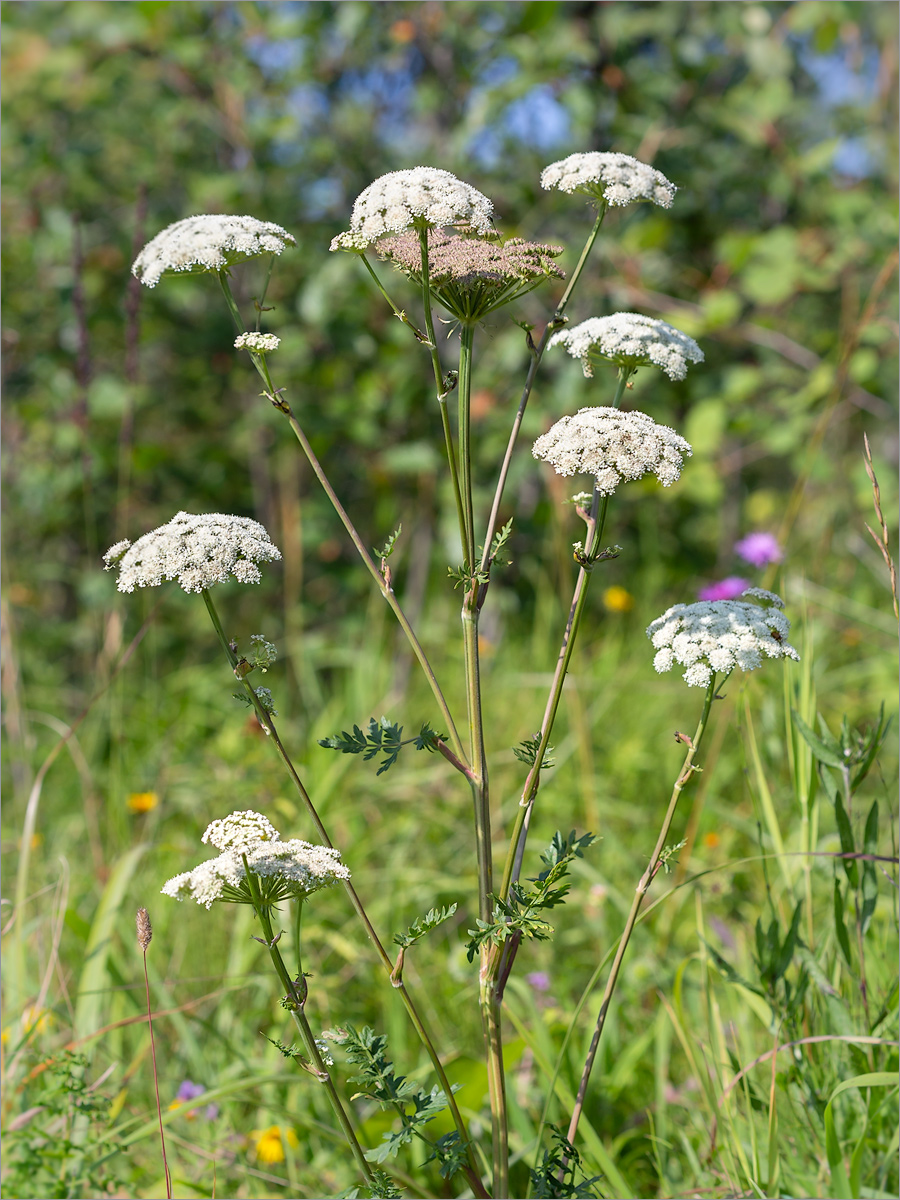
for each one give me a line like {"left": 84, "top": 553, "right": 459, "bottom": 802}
{"left": 376, "top": 231, "right": 564, "bottom": 322}
{"left": 549, "top": 314, "right": 703, "bottom": 381}
{"left": 647, "top": 589, "right": 799, "bottom": 689}
{"left": 330, "top": 166, "right": 494, "bottom": 251}
{"left": 103, "top": 511, "right": 282, "bottom": 594}
{"left": 132, "top": 215, "right": 295, "bottom": 288}
{"left": 541, "top": 152, "right": 676, "bottom": 208}
{"left": 161, "top": 810, "right": 350, "bottom": 910}
{"left": 234, "top": 332, "right": 280, "bottom": 354}
{"left": 533, "top": 407, "right": 692, "bottom": 496}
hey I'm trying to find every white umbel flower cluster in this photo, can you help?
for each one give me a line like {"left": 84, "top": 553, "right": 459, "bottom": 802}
{"left": 647, "top": 591, "right": 800, "bottom": 689}
{"left": 549, "top": 314, "right": 704, "bottom": 381}
{"left": 234, "top": 332, "right": 280, "bottom": 353}
{"left": 540, "top": 152, "right": 676, "bottom": 208}
{"left": 331, "top": 167, "right": 494, "bottom": 250}
{"left": 533, "top": 407, "right": 692, "bottom": 495}
{"left": 203, "top": 810, "right": 279, "bottom": 853}
{"left": 161, "top": 810, "right": 350, "bottom": 910}
{"left": 132, "top": 215, "right": 295, "bottom": 288}
{"left": 103, "top": 511, "right": 282, "bottom": 593}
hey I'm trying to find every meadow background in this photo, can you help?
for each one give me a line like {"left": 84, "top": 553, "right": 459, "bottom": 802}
{"left": 2, "top": 2, "right": 898, "bottom": 1197}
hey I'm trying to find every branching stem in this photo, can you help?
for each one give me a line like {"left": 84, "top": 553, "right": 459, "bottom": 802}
{"left": 500, "top": 368, "right": 631, "bottom": 901}
{"left": 249, "top": 889, "right": 376, "bottom": 1190}
{"left": 200, "top": 587, "right": 488, "bottom": 1198}
{"left": 217, "top": 270, "right": 468, "bottom": 769}
{"left": 480, "top": 204, "right": 607, "bottom": 571}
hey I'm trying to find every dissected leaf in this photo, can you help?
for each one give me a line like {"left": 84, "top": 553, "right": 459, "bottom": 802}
{"left": 393, "top": 904, "right": 458, "bottom": 950}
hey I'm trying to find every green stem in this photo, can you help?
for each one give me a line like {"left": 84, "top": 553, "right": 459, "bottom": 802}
{"left": 418, "top": 226, "right": 469, "bottom": 561}
{"left": 481, "top": 961, "right": 508, "bottom": 1199}
{"left": 199, "top": 588, "right": 487, "bottom": 1198}
{"left": 358, "top": 253, "right": 428, "bottom": 342}
{"left": 555, "top": 203, "right": 607, "bottom": 317}
{"left": 499, "top": 369, "right": 631, "bottom": 901}
{"left": 283, "top": 407, "right": 467, "bottom": 766}
{"left": 563, "top": 675, "right": 720, "bottom": 1156}
{"left": 458, "top": 323, "right": 476, "bottom": 568}
{"left": 217, "top": 271, "right": 468, "bottom": 770}
{"left": 251, "top": 895, "right": 376, "bottom": 1189}
{"left": 479, "top": 205, "right": 607, "bottom": 573}
{"left": 453, "top": 319, "right": 506, "bottom": 1195}
{"left": 217, "top": 269, "right": 246, "bottom": 334}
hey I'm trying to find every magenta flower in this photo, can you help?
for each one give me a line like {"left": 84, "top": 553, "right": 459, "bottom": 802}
{"left": 525, "top": 971, "right": 551, "bottom": 992}
{"left": 698, "top": 577, "right": 751, "bottom": 602}
{"left": 734, "top": 532, "right": 783, "bottom": 568}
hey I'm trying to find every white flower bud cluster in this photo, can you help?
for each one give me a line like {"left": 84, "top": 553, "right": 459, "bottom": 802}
{"left": 234, "top": 332, "right": 280, "bottom": 353}
{"left": 533, "top": 407, "right": 692, "bottom": 495}
{"left": 315, "top": 1038, "right": 335, "bottom": 1067}
{"left": 647, "top": 591, "right": 800, "bottom": 688}
{"left": 132, "top": 215, "right": 295, "bottom": 288}
{"left": 162, "top": 810, "right": 350, "bottom": 909}
{"left": 541, "top": 151, "right": 676, "bottom": 208}
{"left": 549, "top": 314, "right": 703, "bottom": 381}
{"left": 103, "top": 511, "right": 282, "bottom": 594}
{"left": 331, "top": 167, "right": 494, "bottom": 250}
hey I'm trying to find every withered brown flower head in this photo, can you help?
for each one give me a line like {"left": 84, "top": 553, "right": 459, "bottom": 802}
{"left": 136, "top": 907, "right": 152, "bottom": 951}
{"left": 376, "top": 231, "right": 564, "bottom": 322}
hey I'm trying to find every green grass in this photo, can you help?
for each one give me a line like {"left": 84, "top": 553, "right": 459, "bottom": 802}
{"left": 2, "top": 563, "right": 897, "bottom": 1199}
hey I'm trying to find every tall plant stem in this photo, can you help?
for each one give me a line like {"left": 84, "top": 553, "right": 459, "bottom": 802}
{"left": 418, "top": 227, "right": 469, "bottom": 558}
{"left": 564, "top": 675, "right": 719, "bottom": 1155}
{"left": 200, "top": 589, "right": 488, "bottom": 1198}
{"left": 458, "top": 323, "right": 477, "bottom": 567}
{"left": 450, "top": 317, "right": 505, "bottom": 1196}
{"left": 480, "top": 961, "right": 508, "bottom": 1199}
{"left": 217, "top": 271, "right": 468, "bottom": 769}
{"left": 250, "top": 893, "right": 376, "bottom": 1191}
{"left": 479, "top": 205, "right": 607, "bottom": 572}
{"left": 500, "top": 368, "right": 631, "bottom": 900}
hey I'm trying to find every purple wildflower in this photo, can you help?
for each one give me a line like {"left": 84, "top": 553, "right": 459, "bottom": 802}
{"left": 525, "top": 971, "right": 551, "bottom": 992}
{"left": 698, "top": 577, "right": 751, "bottom": 602}
{"left": 173, "top": 1080, "right": 218, "bottom": 1120}
{"left": 734, "top": 532, "right": 783, "bottom": 568}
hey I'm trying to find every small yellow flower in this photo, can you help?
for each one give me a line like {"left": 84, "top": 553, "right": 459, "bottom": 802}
{"left": 603, "top": 586, "right": 634, "bottom": 613}
{"left": 250, "top": 1124, "right": 298, "bottom": 1165}
{"left": 19, "top": 1006, "right": 52, "bottom": 1035}
{"left": 702, "top": 831, "right": 721, "bottom": 849}
{"left": 127, "top": 791, "right": 159, "bottom": 813}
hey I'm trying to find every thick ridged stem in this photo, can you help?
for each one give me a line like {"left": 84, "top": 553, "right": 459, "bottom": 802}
{"left": 480, "top": 960, "right": 508, "bottom": 1198}
{"left": 453, "top": 316, "right": 504, "bottom": 1195}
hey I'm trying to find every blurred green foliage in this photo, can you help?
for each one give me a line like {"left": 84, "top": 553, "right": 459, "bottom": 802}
{"left": 2, "top": 3, "right": 897, "bottom": 1198}
{"left": 2, "top": 0, "right": 897, "bottom": 686}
